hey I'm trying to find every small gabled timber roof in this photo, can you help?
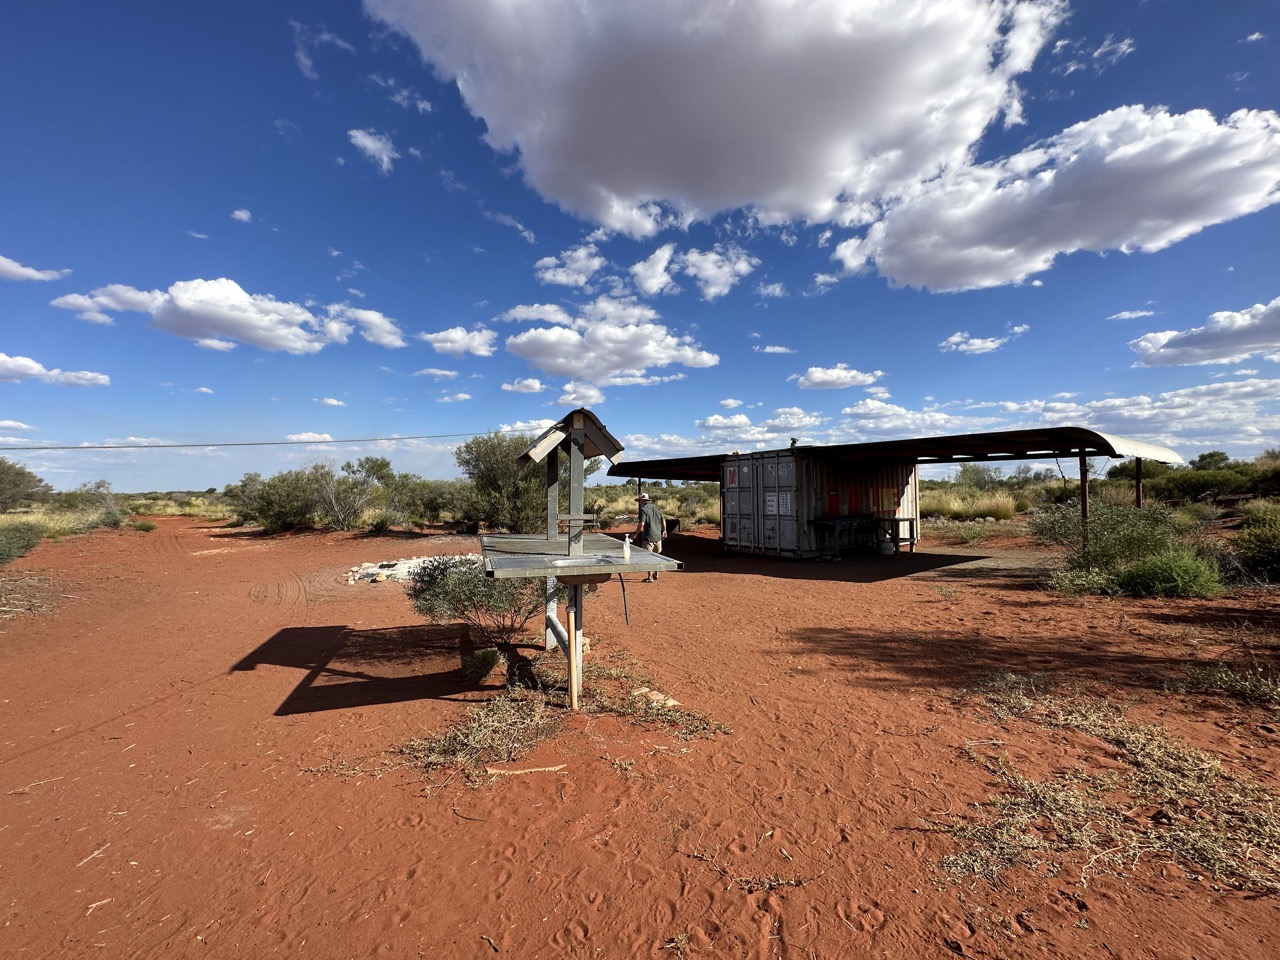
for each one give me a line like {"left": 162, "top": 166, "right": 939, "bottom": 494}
{"left": 606, "top": 426, "right": 1183, "bottom": 484}
{"left": 518, "top": 407, "right": 624, "bottom": 468}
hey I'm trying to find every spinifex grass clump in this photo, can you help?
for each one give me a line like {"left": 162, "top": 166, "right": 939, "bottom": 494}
{"left": 0, "top": 521, "right": 45, "bottom": 564}
{"left": 460, "top": 647, "right": 504, "bottom": 684}
{"left": 920, "top": 490, "right": 1017, "bottom": 521}
{"left": 1113, "top": 549, "right": 1223, "bottom": 598}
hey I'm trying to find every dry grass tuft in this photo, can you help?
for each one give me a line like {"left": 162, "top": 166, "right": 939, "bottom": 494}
{"left": 938, "top": 677, "right": 1280, "bottom": 892}
{"left": 400, "top": 645, "right": 728, "bottom": 782}
{"left": 0, "top": 575, "right": 56, "bottom": 621}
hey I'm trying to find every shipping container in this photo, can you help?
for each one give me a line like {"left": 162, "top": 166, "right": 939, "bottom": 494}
{"left": 721, "top": 450, "right": 918, "bottom": 558}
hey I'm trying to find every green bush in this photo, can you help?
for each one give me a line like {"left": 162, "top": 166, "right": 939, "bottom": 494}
{"left": 405, "top": 555, "right": 564, "bottom": 645}
{"left": 1112, "top": 549, "right": 1223, "bottom": 598}
{"left": 1029, "top": 500, "right": 1178, "bottom": 573}
{"left": 98, "top": 509, "right": 124, "bottom": 529}
{"left": 128, "top": 519, "right": 158, "bottom": 532}
{"left": 1234, "top": 516, "right": 1280, "bottom": 582}
{"left": 1239, "top": 499, "right": 1280, "bottom": 529}
{"left": 222, "top": 470, "right": 317, "bottom": 532}
{"left": 0, "top": 521, "right": 46, "bottom": 563}
{"left": 0, "top": 458, "right": 53, "bottom": 511}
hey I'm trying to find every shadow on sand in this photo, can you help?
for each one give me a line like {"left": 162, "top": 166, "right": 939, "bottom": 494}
{"left": 231, "top": 623, "right": 483, "bottom": 715}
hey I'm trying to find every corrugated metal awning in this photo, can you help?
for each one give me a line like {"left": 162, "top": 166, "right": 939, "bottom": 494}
{"left": 606, "top": 426, "right": 1182, "bottom": 483}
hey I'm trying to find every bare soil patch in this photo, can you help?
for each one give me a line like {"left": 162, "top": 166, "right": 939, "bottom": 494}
{"left": 2, "top": 517, "right": 1278, "bottom": 959}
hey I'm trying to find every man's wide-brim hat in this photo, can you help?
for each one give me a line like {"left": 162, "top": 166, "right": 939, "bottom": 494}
{"left": 637, "top": 493, "right": 651, "bottom": 501}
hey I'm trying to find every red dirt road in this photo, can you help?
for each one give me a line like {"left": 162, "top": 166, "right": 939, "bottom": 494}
{"left": 2, "top": 517, "right": 1278, "bottom": 959}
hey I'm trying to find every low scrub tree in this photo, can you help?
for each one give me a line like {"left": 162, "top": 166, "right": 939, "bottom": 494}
{"left": 405, "top": 555, "right": 563, "bottom": 646}
{"left": 222, "top": 470, "right": 317, "bottom": 532}
{"left": 0, "top": 458, "right": 52, "bottom": 512}
{"left": 311, "top": 458, "right": 382, "bottom": 531}
{"left": 455, "top": 432, "right": 600, "bottom": 533}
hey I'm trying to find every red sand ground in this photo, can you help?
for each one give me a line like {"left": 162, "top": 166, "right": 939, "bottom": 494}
{"left": 2, "top": 517, "right": 1278, "bottom": 959}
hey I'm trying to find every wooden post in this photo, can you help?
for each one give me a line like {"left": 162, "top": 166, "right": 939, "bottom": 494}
{"left": 1079, "top": 454, "right": 1090, "bottom": 558}
{"left": 1134, "top": 458, "right": 1144, "bottom": 508}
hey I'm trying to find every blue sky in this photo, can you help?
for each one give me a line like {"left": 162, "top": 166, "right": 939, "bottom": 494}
{"left": 2, "top": 0, "right": 1279, "bottom": 492}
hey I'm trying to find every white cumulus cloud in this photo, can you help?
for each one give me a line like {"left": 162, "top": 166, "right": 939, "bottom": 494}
{"left": 679, "top": 245, "right": 760, "bottom": 300}
{"left": 364, "top": 0, "right": 1067, "bottom": 236}
{"left": 534, "top": 243, "right": 606, "bottom": 287}
{"left": 348, "top": 129, "right": 401, "bottom": 174}
{"left": 790, "top": 363, "right": 883, "bottom": 389}
{"left": 0, "top": 254, "right": 70, "bottom": 281}
{"left": 938, "top": 325, "right": 1030, "bottom": 354}
{"left": 501, "top": 378, "right": 545, "bottom": 393}
{"left": 630, "top": 243, "right": 678, "bottom": 296}
{"left": 0, "top": 352, "right": 109, "bottom": 386}
{"left": 418, "top": 326, "right": 498, "bottom": 356}
{"left": 52, "top": 278, "right": 407, "bottom": 354}
{"left": 834, "top": 106, "right": 1280, "bottom": 291}
{"left": 1129, "top": 295, "right": 1280, "bottom": 366}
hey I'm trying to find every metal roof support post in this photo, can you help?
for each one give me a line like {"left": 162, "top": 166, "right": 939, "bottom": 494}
{"left": 1134, "top": 458, "right": 1144, "bottom": 509}
{"left": 1079, "top": 454, "right": 1091, "bottom": 560}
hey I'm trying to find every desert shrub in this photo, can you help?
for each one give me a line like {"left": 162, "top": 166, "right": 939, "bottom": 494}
{"left": 1029, "top": 500, "right": 1177, "bottom": 573}
{"left": 1239, "top": 499, "right": 1280, "bottom": 529}
{"left": 222, "top": 470, "right": 317, "bottom": 532}
{"left": 0, "top": 458, "right": 52, "bottom": 511}
{"left": 0, "top": 521, "right": 45, "bottom": 563}
{"left": 1112, "top": 549, "right": 1223, "bottom": 598}
{"left": 310, "top": 461, "right": 376, "bottom": 531}
{"left": 97, "top": 508, "right": 124, "bottom": 529}
{"left": 127, "top": 519, "right": 158, "bottom": 532}
{"left": 1149, "top": 468, "right": 1250, "bottom": 503}
{"left": 405, "top": 555, "right": 564, "bottom": 645}
{"left": 1234, "top": 516, "right": 1280, "bottom": 582}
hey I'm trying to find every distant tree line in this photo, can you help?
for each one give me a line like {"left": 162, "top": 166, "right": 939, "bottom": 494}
{"left": 920, "top": 449, "right": 1280, "bottom": 508}
{"left": 219, "top": 431, "right": 603, "bottom": 535}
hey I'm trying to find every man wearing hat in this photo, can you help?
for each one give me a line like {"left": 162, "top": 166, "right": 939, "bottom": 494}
{"left": 632, "top": 491, "right": 665, "bottom": 581}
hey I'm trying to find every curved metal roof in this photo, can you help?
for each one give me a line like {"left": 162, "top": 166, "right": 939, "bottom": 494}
{"left": 607, "top": 426, "right": 1182, "bottom": 482}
